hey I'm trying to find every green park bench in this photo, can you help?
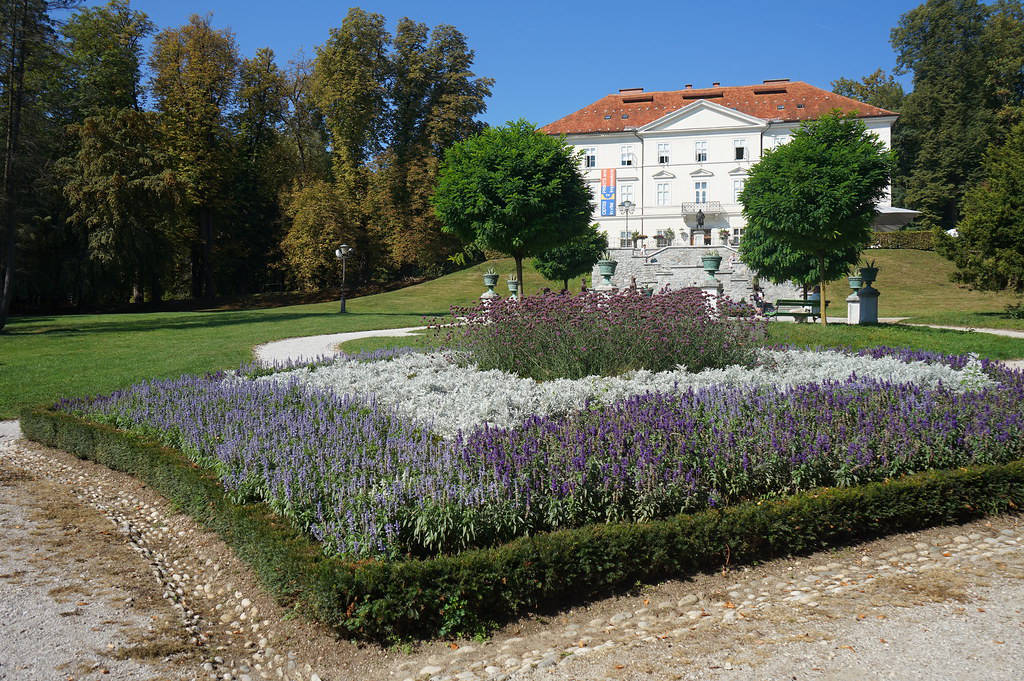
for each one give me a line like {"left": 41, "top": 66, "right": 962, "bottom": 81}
{"left": 765, "top": 298, "right": 830, "bottom": 322}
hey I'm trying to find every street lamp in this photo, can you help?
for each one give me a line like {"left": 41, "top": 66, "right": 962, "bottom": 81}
{"left": 334, "top": 244, "right": 353, "bottom": 313}
{"left": 619, "top": 199, "right": 636, "bottom": 245}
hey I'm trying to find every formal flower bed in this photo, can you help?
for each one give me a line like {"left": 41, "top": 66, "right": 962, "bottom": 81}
{"left": 57, "top": 345, "right": 1018, "bottom": 559}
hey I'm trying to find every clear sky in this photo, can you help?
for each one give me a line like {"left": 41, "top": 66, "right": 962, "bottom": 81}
{"left": 73, "top": 0, "right": 922, "bottom": 126}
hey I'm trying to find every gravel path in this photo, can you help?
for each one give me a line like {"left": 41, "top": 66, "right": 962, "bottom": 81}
{"left": 252, "top": 326, "right": 425, "bottom": 366}
{"left": 899, "top": 322, "right": 1024, "bottom": 339}
{"left": 3, "top": 432, "right": 1023, "bottom": 681}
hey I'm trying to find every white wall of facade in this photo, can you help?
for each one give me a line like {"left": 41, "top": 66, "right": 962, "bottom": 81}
{"left": 569, "top": 101, "right": 897, "bottom": 250}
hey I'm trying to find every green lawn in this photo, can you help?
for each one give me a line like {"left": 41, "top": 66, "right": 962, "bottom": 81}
{"left": 5, "top": 250, "right": 1024, "bottom": 420}
{"left": 824, "top": 249, "right": 1024, "bottom": 329}
{"left": 0, "top": 259, "right": 561, "bottom": 419}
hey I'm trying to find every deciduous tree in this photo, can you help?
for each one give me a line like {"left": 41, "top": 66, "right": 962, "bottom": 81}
{"left": 433, "top": 120, "right": 592, "bottom": 296}
{"left": 936, "top": 119, "right": 1024, "bottom": 291}
{"left": 0, "top": 0, "right": 76, "bottom": 330}
{"left": 532, "top": 223, "right": 606, "bottom": 291}
{"left": 150, "top": 13, "right": 239, "bottom": 299}
{"left": 739, "top": 112, "right": 893, "bottom": 325}
{"left": 831, "top": 69, "right": 905, "bottom": 112}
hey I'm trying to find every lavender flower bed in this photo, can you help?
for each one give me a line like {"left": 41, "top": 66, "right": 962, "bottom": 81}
{"left": 57, "top": 348, "right": 1023, "bottom": 559}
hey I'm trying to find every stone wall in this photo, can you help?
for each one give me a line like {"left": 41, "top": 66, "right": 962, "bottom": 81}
{"left": 592, "top": 246, "right": 802, "bottom": 303}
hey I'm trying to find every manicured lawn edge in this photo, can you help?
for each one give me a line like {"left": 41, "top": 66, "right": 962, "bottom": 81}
{"left": 21, "top": 404, "right": 1024, "bottom": 642}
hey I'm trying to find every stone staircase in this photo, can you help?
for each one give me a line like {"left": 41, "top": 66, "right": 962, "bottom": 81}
{"left": 593, "top": 246, "right": 801, "bottom": 303}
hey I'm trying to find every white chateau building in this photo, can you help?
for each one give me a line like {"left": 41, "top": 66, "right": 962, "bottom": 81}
{"left": 542, "top": 79, "right": 908, "bottom": 298}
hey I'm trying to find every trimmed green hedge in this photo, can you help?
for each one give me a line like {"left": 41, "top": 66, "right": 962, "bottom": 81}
{"left": 872, "top": 230, "right": 935, "bottom": 250}
{"left": 22, "top": 405, "right": 1024, "bottom": 642}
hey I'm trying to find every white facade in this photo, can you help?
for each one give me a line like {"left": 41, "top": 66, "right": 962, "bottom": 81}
{"left": 566, "top": 99, "right": 896, "bottom": 250}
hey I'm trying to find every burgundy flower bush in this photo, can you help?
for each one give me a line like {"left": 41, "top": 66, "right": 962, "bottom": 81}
{"left": 444, "top": 288, "right": 766, "bottom": 380}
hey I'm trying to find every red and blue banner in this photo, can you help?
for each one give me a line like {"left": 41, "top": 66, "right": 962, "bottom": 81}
{"left": 600, "top": 168, "right": 616, "bottom": 216}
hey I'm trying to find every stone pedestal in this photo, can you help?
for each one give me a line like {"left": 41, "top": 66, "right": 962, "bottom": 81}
{"left": 846, "top": 291, "right": 860, "bottom": 324}
{"left": 701, "top": 277, "right": 723, "bottom": 299}
{"left": 853, "top": 285, "right": 879, "bottom": 324}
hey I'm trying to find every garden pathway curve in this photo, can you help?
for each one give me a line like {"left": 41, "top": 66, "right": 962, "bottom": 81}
{"left": 252, "top": 326, "right": 426, "bottom": 366}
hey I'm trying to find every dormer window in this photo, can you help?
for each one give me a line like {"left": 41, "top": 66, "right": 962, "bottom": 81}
{"left": 657, "top": 143, "right": 670, "bottom": 164}
{"left": 695, "top": 140, "right": 707, "bottom": 163}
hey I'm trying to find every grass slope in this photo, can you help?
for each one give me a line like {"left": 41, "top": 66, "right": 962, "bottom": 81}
{"left": 0, "top": 259, "right": 562, "bottom": 419}
{"left": 823, "top": 249, "right": 1024, "bottom": 329}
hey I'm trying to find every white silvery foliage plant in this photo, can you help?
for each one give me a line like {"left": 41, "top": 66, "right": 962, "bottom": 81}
{"left": 257, "top": 349, "right": 996, "bottom": 439}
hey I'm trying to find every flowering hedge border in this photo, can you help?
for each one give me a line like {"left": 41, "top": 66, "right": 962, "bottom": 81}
{"left": 21, "top": 404, "right": 1024, "bottom": 642}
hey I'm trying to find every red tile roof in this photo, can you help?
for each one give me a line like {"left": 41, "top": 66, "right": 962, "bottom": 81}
{"left": 540, "top": 80, "right": 896, "bottom": 135}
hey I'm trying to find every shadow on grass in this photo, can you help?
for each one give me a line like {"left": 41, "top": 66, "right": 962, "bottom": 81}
{"left": 4, "top": 310, "right": 447, "bottom": 337}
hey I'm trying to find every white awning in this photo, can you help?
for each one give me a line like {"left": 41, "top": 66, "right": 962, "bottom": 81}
{"left": 872, "top": 206, "right": 922, "bottom": 232}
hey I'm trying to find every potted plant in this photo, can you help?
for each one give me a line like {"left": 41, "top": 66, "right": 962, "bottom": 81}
{"left": 662, "top": 227, "right": 675, "bottom": 247}
{"left": 597, "top": 250, "right": 618, "bottom": 278}
{"left": 847, "top": 266, "right": 863, "bottom": 291}
{"left": 719, "top": 228, "right": 730, "bottom": 244}
{"left": 701, "top": 249, "right": 723, "bottom": 274}
{"left": 858, "top": 258, "right": 879, "bottom": 286}
{"left": 506, "top": 276, "right": 519, "bottom": 298}
{"left": 481, "top": 267, "right": 499, "bottom": 299}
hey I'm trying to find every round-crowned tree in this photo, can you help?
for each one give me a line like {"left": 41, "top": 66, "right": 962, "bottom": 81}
{"left": 739, "top": 111, "right": 893, "bottom": 324}
{"left": 532, "top": 222, "right": 607, "bottom": 291}
{"left": 432, "top": 119, "right": 592, "bottom": 295}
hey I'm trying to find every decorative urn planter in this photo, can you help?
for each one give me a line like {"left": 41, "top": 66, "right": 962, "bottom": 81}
{"left": 506, "top": 278, "right": 519, "bottom": 298}
{"left": 858, "top": 266, "right": 878, "bottom": 286}
{"left": 848, "top": 275, "right": 863, "bottom": 291}
{"left": 701, "top": 254, "right": 723, "bottom": 275}
{"left": 481, "top": 272, "right": 499, "bottom": 299}
{"left": 597, "top": 259, "right": 617, "bottom": 288}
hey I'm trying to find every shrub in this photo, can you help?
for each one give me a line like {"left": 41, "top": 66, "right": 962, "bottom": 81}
{"left": 871, "top": 230, "right": 934, "bottom": 250}
{"left": 443, "top": 288, "right": 766, "bottom": 380}
{"left": 20, "top": 403, "right": 1024, "bottom": 642}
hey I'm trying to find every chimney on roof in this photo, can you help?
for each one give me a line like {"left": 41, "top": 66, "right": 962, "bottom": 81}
{"left": 684, "top": 83, "right": 692, "bottom": 89}
{"left": 712, "top": 82, "right": 721, "bottom": 87}
{"left": 763, "top": 78, "right": 790, "bottom": 84}
{"left": 619, "top": 87, "right": 644, "bottom": 94}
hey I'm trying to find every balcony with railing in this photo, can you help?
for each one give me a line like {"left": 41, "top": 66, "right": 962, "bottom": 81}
{"left": 681, "top": 201, "right": 724, "bottom": 215}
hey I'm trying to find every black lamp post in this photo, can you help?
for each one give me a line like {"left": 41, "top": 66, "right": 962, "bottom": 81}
{"left": 619, "top": 199, "right": 635, "bottom": 245}
{"left": 335, "top": 244, "right": 353, "bottom": 313}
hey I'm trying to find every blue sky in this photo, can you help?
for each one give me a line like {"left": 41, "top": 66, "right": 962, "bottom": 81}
{"left": 73, "top": 0, "right": 922, "bottom": 126}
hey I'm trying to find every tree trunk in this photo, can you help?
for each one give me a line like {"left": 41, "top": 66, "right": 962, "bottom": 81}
{"left": 562, "top": 278, "right": 568, "bottom": 292}
{"left": 514, "top": 255, "right": 524, "bottom": 298}
{"left": 190, "top": 242, "right": 202, "bottom": 299}
{"left": 199, "top": 205, "right": 215, "bottom": 299}
{"left": 0, "top": 0, "right": 30, "bottom": 332}
{"left": 818, "top": 252, "right": 828, "bottom": 327}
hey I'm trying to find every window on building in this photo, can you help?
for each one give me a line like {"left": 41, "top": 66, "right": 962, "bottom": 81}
{"left": 620, "top": 145, "right": 633, "bottom": 166}
{"left": 583, "top": 147, "right": 597, "bottom": 168}
{"left": 734, "top": 139, "right": 747, "bottom": 161}
{"left": 619, "top": 231, "right": 632, "bottom": 248}
{"left": 694, "top": 181, "right": 708, "bottom": 204}
{"left": 655, "top": 228, "right": 673, "bottom": 247}
{"left": 620, "top": 183, "right": 635, "bottom": 205}
{"left": 733, "top": 178, "right": 745, "bottom": 203}
{"left": 656, "top": 183, "right": 670, "bottom": 206}
{"left": 657, "top": 143, "right": 670, "bottom": 164}
{"left": 695, "top": 140, "right": 707, "bottom": 163}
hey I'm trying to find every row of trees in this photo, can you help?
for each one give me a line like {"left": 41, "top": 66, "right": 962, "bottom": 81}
{"left": 832, "top": 0, "right": 1024, "bottom": 293}
{"left": 0, "top": 1, "right": 492, "bottom": 328}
